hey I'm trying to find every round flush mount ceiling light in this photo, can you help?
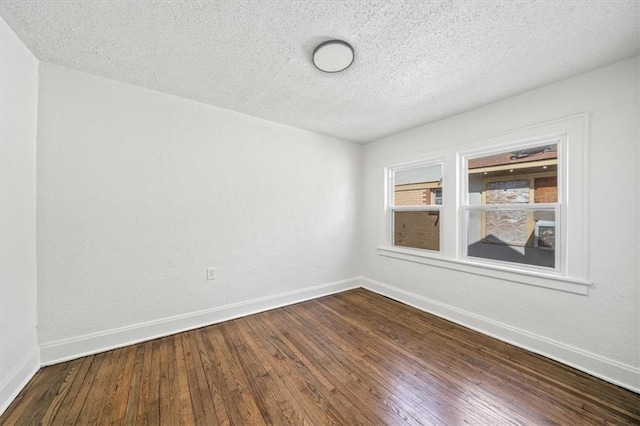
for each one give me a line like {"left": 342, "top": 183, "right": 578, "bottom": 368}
{"left": 312, "top": 40, "right": 354, "bottom": 73}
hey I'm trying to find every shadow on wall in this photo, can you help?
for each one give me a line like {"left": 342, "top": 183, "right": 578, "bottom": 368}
{"left": 468, "top": 234, "right": 555, "bottom": 268}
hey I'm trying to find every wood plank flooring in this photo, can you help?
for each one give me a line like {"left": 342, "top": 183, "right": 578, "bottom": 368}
{"left": 2, "top": 289, "right": 639, "bottom": 425}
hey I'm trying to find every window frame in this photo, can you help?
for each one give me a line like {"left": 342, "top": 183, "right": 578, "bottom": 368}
{"left": 387, "top": 159, "right": 444, "bottom": 254}
{"left": 378, "top": 114, "right": 590, "bottom": 295}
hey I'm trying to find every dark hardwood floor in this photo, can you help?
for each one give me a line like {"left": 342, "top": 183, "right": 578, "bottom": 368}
{"left": 2, "top": 288, "right": 639, "bottom": 425}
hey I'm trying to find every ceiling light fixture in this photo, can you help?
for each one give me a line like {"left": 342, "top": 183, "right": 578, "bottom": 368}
{"left": 312, "top": 40, "right": 354, "bottom": 73}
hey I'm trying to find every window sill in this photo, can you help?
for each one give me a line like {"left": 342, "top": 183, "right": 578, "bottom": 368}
{"left": 377, "top": 246, "right": 591, "bottom": 295}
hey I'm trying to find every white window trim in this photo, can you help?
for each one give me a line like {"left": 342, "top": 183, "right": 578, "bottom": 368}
{"left": 377, "top": 246, "right": 590, "bottom": 294}
{"left": 378, "top": 113, "right": 591, "bottom": 295}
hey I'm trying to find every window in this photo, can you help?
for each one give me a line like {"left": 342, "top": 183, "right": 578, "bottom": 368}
{"left": 389, "top": 162, "right": 443, "bottom": 252}
{"left": 462, "top": 141, "right": 560, "bottom": 271}
{"left": 379, "top": 114, "right": 589, "bottom": 294}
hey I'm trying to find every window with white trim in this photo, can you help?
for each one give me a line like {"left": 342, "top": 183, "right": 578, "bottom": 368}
{"left": 380, "top": 114, "right": 590, "bottom": 293}
{"left": 389, "top": 162, "right": 443, "bottom": 252}
{"left": 462, "top": 140, "right": 561, "bottom": 271}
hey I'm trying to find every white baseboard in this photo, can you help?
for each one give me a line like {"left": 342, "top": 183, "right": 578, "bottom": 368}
{"left": 15, "top": 274, "right": 640, "bottom": 415}
{"left": 362, "top": 277, "right": 640, "bottom": 394}
{"left": 40, "top": 277, "right": 361, "bottom": 366}
{"left": 0, "top": 347, "right": 40, "bottom": 416}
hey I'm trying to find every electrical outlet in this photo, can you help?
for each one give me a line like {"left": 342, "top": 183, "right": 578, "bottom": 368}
{"left": 206, "top": 267, "right": 217, "bottom": 280}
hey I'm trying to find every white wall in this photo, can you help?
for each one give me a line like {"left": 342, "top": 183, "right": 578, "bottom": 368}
{"left": 361, "top": 57, "right": 640, "bottom": 391}
{"left": 0, "top": 18, "right": 40, "bottom": 414}
{"left": 36, "top": 63, "right": 362, "bottom": 362}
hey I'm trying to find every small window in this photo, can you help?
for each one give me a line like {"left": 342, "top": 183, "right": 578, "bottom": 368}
{"left": 389, "top": 163, "right": 443, "bottom": 252}
{"left": 463, "top": 142, "right": 560, "bottom": 270}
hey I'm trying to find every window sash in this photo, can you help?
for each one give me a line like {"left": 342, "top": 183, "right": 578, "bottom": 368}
{"left": 391, "top": 205, "right": 443, "bottom": 212}
{"left": 461, "top": 203, "right": 560, "bottom": 272}
{"left": 463, "top": 203, "right": 557, "bottom": 211}
{"left": 388, "top": 161, "right": 444, "bottom": 208}
{"left": 391, "top": 206, "right": 442, "bottom": 252}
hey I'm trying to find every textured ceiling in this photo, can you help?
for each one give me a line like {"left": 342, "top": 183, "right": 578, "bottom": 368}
{"left": 1, "top": 1, "right": 638, "bottom": 143}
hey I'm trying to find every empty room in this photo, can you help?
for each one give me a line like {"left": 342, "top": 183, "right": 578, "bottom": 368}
{"left": 1, "top": 1, "right": 639, "bottom": 424}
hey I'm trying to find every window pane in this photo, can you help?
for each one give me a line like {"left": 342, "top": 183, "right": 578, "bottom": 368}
{"left": 394, "top": 164, "right": 442, "bottom": 207}
{"left": 394, "top": 210, "right": 440, "bottom": 251}
{"left": 466, "top": 209, "right": 555, "bottom": 268}
{"left": 468, "top": 144, "right": 557, "bottom": 205}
